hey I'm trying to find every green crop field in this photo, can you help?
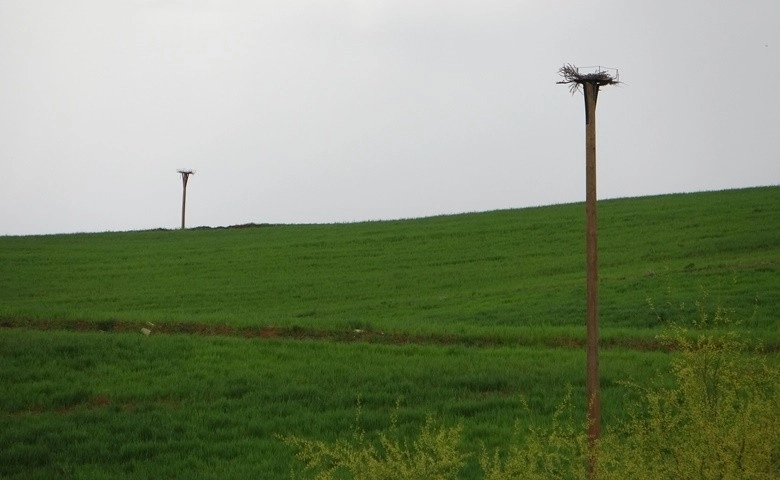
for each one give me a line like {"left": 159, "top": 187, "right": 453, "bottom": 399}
{"left": 1, "top": 186, "right": 778, "bottom": 479}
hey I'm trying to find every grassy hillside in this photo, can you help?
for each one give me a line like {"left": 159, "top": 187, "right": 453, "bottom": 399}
{"left": 1, "top": 186, "right": 778, "bottom": 343}
{"left": 1, "top": 187, "right": 778, "bottom": 478}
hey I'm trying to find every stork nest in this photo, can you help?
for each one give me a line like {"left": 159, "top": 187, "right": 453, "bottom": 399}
{"left": 557, "top": 64, "right": 618, "bottom": 93}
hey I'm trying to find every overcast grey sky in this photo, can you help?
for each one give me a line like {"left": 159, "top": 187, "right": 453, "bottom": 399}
{"left": 1, "top": 1, "right": 778, "bottom": 236}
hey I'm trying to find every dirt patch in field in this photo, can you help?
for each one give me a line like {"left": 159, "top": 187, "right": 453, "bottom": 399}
{"left": 11, "top": 394, "right": 183, "bottom": 417}
{"left": 1, "top": 317, "right": 772, "bottom": 352}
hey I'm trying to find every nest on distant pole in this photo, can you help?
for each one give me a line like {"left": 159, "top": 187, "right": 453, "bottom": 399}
{"left": 557, "top": 64, "right": 619, "bottom": 94}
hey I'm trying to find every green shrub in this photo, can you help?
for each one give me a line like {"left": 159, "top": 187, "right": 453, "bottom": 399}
{"left": 280, "top": 402, "right": 467, "bottom": 480}
{"left": 482, "top": 315, "right": 779, "bottom": 480}
{"left": 596, "top": 321, "right": 779, "bottom": 480}
{"left": 479, "top": 389, "right": 589, "bottom": 480}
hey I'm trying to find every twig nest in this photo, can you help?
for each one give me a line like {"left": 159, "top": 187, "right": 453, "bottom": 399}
{"left": 557, "top": 63, "right": 619, "bottom": 93}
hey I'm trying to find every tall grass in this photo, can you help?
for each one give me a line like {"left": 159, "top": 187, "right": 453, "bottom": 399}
{"left": 284, "top": 320, "right": 779, "bottom": 479}
{"left": 0, "top": 328, "right": 672, "bottom": 479}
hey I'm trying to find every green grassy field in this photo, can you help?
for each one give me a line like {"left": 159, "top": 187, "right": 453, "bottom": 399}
{"left": 2, "top": 186, "right": 778, "bottom": 339}
{"left": 1, "top": 329, "right": 674, "bottom": 479}
{"left": 1, "top": 186, "right": 778, "bottom": 478}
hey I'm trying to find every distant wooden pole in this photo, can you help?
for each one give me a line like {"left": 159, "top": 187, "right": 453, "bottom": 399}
{"left": 178, "top": 170, "right": 194, "bottom": 229}
{"left": 583, "top": 81, "right": 600, "bottom": 478}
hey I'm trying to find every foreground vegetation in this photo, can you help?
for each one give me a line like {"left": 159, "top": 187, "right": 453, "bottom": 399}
{"left": 284, "top": 322, "right": 778, "bottom": 479}
{"left": 1, "top": 186, "right": 778, "bottom": 478}
{"left": 1, "top": 327, "right": 677, "bottom": 479}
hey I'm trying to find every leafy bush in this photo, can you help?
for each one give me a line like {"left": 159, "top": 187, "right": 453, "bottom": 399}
{"left": 479, "top": 389, "right": 589, "bottom": 480}
{"left": 280, "top": 401, "right": 466, "bottom": 480}
{"left": 482, "top": 313, "right": 779, "bottom": 480}
{"left": 596, "top": 321, "right": 779, "bottom": 480}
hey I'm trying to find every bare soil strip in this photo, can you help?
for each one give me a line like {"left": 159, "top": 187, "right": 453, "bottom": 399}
{"left": 0, "top": 317, "right": 682, "bottom": 351}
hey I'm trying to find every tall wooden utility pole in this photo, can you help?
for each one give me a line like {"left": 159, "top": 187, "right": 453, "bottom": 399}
{"left": 177, "top": 170, "right": 194, "bottom": 229}
{"left": 558, "top": 64, "right": 618, "bottom": 478}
